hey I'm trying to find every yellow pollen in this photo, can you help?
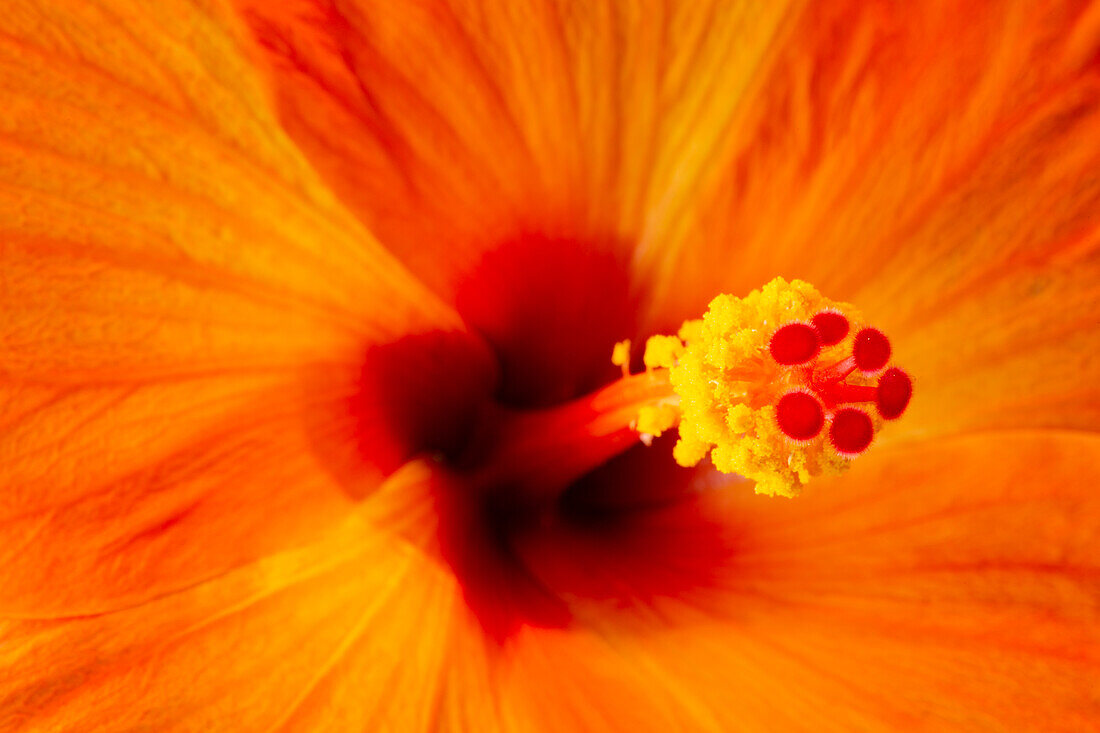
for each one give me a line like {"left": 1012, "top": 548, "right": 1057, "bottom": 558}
{"left": 622, "top": 277, "right": 893, "bottom": 498}
{"left": 611, "top": 339, "right": 632, "bottom": 377}
{"left": 635, "top": 403, "right": 679, "bottom": 438}
{"left": 642, "top": 335, "right": 684, "bottom": 370}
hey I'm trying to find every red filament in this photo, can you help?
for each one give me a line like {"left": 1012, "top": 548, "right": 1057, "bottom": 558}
{"left": 818, "top": 381, "right": 876, "bottom": 408}
{"left": 776, "top": 391, "right": 825, "bottom": 441}
{"left": 769, "top": 322, "right": 820, "bottom": 365}
{"left": 811, "top": 310, "right": 850, "bottom": 346}
{"left": 829, "top": 408, "right": 874, "bottom": 456}
{"left": 853, "top": 328, "right": 891, "bottom": 373}
{"left": 876, "top": 367, "right": 913, "bottom": 419}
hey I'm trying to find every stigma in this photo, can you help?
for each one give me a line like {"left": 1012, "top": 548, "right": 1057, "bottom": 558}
{"left": 617, "top": 278, "right": 912, "bottom": 497}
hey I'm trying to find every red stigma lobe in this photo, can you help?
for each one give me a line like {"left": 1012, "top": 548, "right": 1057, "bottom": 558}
{"left": 768, "top": 318, "right": 911, "bottom": 456}
{"left": 769, "top": 322, "right": 821, "bottom": 365}
{"left": 811, "top": 310, "right": 850, "bottom": 346}
{"left": 876, "top": 367, "right": 913, "bottom": 419}
{"left": 853, "top": 328, "right": 891, "bottom": 373}
{"left": 776, "top": 391, "right": 825, "bottom": 441}
{"left": 658, "top": 279, "right": 914, "bottom": 493}
{"left": 829, "top": 408, "right": 874, "bottom": 456}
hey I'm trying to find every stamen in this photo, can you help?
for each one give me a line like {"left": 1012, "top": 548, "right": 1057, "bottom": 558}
{"left": 611, "top": 339, "right": 632, "bottom": 378}
{"left": 769, "top": 322, "right": 820, "bottom": 365}
{"left": 829, "top": 407, "right": 874, "bottom": 457}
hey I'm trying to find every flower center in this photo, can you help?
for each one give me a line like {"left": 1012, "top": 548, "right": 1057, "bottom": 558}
{"left": 334, "top": 271, "right": 914, "bottom": 639}
{"left": 481, "top": 277, "right": 912, "bottom": 500}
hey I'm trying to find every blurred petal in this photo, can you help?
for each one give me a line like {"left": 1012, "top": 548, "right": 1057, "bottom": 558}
{"left": 643, "top": 1, "right": 1100, "bottom": 437}
{"left": 5, "top": 2, "right": 1098, "bottom": 730}
{"left": 9, "top": 432, "right": 1092, "bottom": 730}
{"left": 235, "top": 0, "right": 1100, "bottom": 437}
{"left": 720, "top": 429, "right": 1100, "bottom": 729}
{"left": 232, "top": 0, "right": 801, "bottom": 297}
{"left": 0, "top": 0, "right": 468, "bottom": 615}
{"left": 0, "top": 478, "right": 460, "bottom": 731}
{"left": 508, "top": 430, "right": 1100, "bottom": 730}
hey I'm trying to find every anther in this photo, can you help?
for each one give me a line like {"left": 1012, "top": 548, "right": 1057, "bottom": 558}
{"left": 829, "top": 408, "right": 874, "bottom": 457}
{"left": 775, "top": 391, "right": 825, "bottom": 441}
{"left": 876, "top": 367, "right": 913, "bottom": 420}
{"left": 811, "top": 310, "right": 850, "bottom": 346}
{"left": 769, "top": 322, "right": 820, "bottom": 365}
{"left": 853, "top": 328, "right": 890, "bottom": 374}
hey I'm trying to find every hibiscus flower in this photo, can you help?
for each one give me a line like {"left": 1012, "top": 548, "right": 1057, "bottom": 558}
{"left": 2, "top": 1, "right": 1099, "bottom": 731}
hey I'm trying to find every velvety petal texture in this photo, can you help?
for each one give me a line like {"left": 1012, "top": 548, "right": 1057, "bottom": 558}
{"left": 232, "top": 0, "right": 802, "bottom": 297}
{"left": 0, "top": 0, "right": 469, "bottom": 617}
{"left": 0, "top": 491, "right": 460, "bottom": 731}
{"left": 648, "top": 1, "right": 1100, "bottom": 439}
{"left": 2, "top": 0, "right": 1099, "bottom": 731}
{"left": 4, "top": 433, "right": 1097, "bottom": 730}
{"left": 237, "top": 0, "right": 1100, "bottom": 438}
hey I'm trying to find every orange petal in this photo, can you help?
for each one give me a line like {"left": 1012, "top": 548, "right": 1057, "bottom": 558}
{"left": 722, "top": 429, "right": 1100, "bottom": 729}
{"left": 495, "top": 430, "right": 1100, "bottom": 730}
{"left": 0, "top": 486, "right": 462, "bottom": 731}
{"left": 642, "top": 2, "right": 1100, "bottom": 436}
{"left": 0, "top": 0, "right": 470, "bottom": 614}
{"left": 231, "top": 0, "right": 801, "bottom": 297}
{"left": 9, "top": 432, "right": 1095, "bottom": 729}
